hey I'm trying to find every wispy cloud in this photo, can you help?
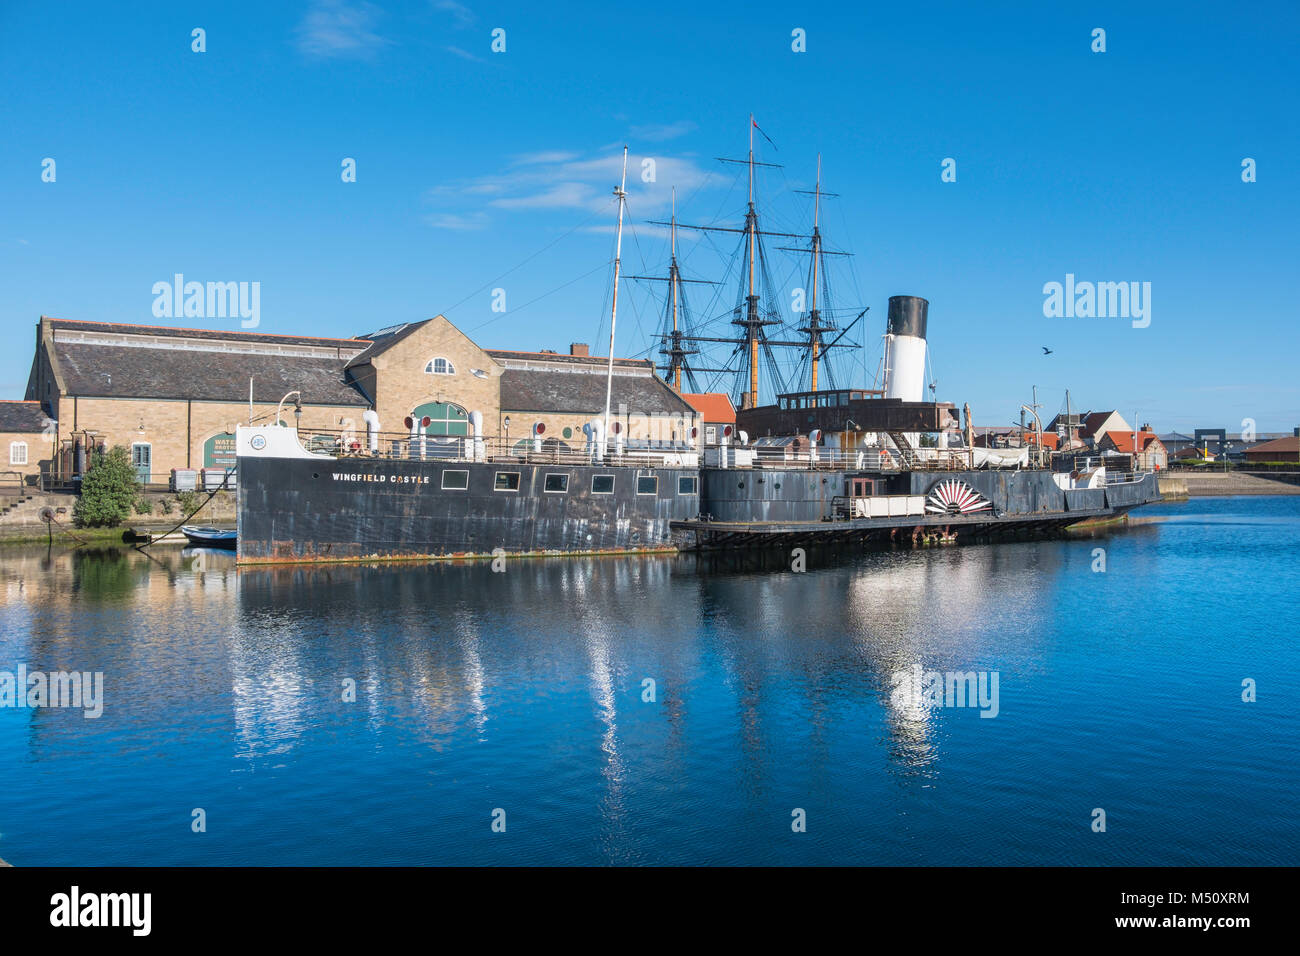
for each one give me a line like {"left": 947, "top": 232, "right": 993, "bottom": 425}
{"left": 511, "top": 151, "right": 582, "bottom": 166}
{"left": 433, "top": 0, "right": 476, "bottom": 27}
{"left": 295, "top": 0, "right": 388, "bottom": 59}
{"left": 426, "top": 212, "right": 490, "bottom": 231}
{"left": 444, "top": 45, "right": 485, "bottom": 63}
{"left": 425, "top": 148, "right": 716, "bottom": 232}
{"left": 444, "top": 152, "right": 709, "bottom": 210}
{"left": 629, "top": 120, "right": 696, "bottom": 142}
{"left": 491, "top": 183, "right": 595, "bottom": 211}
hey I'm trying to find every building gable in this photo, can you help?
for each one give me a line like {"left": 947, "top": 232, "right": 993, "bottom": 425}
{"left": 363, "top": 314, "right": 503, "bottom": 430}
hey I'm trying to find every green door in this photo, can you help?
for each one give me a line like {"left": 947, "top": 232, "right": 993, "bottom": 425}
{"left": 131, "top": 443, "right": 152, "bottom": 484}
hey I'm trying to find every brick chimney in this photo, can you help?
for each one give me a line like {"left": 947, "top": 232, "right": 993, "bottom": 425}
{"left": 570, "top": 343, "right": 589, "bottom": 357}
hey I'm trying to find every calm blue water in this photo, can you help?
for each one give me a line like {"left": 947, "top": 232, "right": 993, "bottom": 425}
{"left": 1, "top": 494, "right": 1297, "bottom": 865}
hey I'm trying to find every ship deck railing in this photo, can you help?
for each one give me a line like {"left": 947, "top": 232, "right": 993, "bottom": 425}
{"left": 1102, "top": 471, "right": 1152, "bottom": 485}
{"left": 287, "top": 428, "right": 1049, "bottom": 473}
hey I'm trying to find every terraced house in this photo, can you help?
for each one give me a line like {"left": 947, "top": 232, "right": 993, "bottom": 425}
{"left": 19, "top": 314, "right": 701, "bottom": 487}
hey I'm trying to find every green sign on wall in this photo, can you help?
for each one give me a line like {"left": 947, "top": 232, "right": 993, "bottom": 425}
{"left": 203, "top": 433, "right": 237, "bottom": 468}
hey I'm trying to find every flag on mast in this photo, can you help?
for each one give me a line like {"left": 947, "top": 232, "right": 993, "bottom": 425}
{"left": 752, "top": 118, "right": 777, "bottom": 150}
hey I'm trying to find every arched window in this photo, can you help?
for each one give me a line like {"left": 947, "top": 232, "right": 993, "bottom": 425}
{"left": 425, "top": 357, "right": 456, "bottom": 375}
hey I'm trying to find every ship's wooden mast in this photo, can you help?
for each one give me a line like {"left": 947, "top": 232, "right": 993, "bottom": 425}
{"left": 809, "top": 155, "right": 823, "bottom": 392}
{"left": 670, "top": 188, "right": 680, "bottom": 390}
{"left": 787, "top": 156, "right": 848, "bottom": 394}
{"left": 628, "top": 187, "right": 717, "bottom": 391}
{"left": 646, "top": 118, "right": 858, "bottom": 408}
{"left": 744, "top": 115, "right": 761, "bottom": 408}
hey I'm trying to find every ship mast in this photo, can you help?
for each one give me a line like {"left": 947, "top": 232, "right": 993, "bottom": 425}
{"left": 670, "top": 188, "right": 680, "bottom": 390}
{"left": 787, "top": 156, "right": 848, "bottom": 394}
{"left": 647, "top": 117, "right": 859, "bottom": 407}
{"left": 602, "top": 146, "right": 629, "bottom": 451}
{"left": 744, "top": 116, "right": 759, "bottom": 407}
{"left": 629, "top": 186, "right": 715, "bottom": 391}
{"left": 809, "top": 155, "right": 823, "bottom": 391}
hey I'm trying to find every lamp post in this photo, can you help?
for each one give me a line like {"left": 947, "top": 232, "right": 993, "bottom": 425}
{"left": 504, "top": 416, "right": 511, "bottom": 456}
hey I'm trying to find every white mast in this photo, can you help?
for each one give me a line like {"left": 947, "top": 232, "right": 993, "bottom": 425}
{"left": 602, "top": 145, "right": 630, "bottom": 452}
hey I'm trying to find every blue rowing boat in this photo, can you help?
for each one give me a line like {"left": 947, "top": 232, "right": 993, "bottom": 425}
{"left": 181, "top": 525, "right": 237, "bottom": 549}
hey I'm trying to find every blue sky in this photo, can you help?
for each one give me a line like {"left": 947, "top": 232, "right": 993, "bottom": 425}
{"left": 1, "top": 0, "right": 1296, "bottom": 431}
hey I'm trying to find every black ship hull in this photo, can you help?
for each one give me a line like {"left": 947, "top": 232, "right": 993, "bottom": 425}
{"left": 236, "top": 444, "right": 1162, "bottom": 564}
{"left": 237, "top": 455, "right": 701, "bottom": 563}
{"left": 678, "top": 467, "right": 1160, "bottom": 549}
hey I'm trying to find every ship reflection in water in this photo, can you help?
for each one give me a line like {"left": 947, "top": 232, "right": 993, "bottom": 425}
{"left": 233, "top": 548, "right": 1025, "bottom": 779}
{"left": 1, "top": 495, "right": 1297, "bottom": 865}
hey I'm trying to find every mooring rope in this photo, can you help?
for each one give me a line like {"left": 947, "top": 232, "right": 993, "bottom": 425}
{"left": 138, "top": 472, "right": 232, "bottom": 549}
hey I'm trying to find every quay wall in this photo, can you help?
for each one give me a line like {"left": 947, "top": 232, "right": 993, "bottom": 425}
{"left": 1177, "top": 471, "right": 1300, "bottom": 496}
{"left": 0, "top": 490, "right": 235, "bottom": 540}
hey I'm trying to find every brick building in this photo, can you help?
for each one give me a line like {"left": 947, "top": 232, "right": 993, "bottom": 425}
{"left": 1098, "top": 426, "right": 1168, "bottom": 470}
{"left": 1243, "top": 435, "right": 1299, "bottom": 463}
{"left": 1, "top": 400, "right": 50, "bottom": 484}
{"left": 21, "top": 315, "right": 698, "bottom": 486}
{"left": 681, "top": 393, "right": 736, "bottom": 445}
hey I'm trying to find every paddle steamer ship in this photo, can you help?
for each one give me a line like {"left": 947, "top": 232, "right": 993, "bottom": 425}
{"left": 236, "top": 124, "right": 1160, "bottom": 563}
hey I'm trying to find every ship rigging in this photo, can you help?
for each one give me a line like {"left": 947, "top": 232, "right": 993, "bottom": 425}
{"left": 639, "top": 116, "right": 865, "bottom": 408}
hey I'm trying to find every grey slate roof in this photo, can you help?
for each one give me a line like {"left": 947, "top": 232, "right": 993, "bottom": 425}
{"left": 346, "top": 319, "right": 434, "bottom": 368}
{"left": 0, "top": 401, "right": 50, "bottom": 433}
{"left": 485, "top": 349, "right": 647, "bottom": 369}
{"left": 45, "top": 317, "right": 366, "bottom": 349}
{"left": 487, "top": 353, "right": 695, "bottom": 416}
{"left": 53, "top": 343, "right": 370, "bottom": 405}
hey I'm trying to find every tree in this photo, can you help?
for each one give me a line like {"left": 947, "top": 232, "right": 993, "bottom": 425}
{"left": 73, "top": 446, "right": 141, "bottom": 528}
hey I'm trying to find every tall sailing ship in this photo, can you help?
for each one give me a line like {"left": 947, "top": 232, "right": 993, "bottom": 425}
{"left": 235, "top": 120, "right": 1161, "bottom": 563}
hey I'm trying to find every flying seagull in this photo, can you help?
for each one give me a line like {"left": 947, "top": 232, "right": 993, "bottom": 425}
{"left": 1042, "top": 347, "right": 1053, "bottom": 355}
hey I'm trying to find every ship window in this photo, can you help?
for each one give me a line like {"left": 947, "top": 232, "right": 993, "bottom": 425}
{"left": 494, "top": 471, "right": 520, "bottom": 492}
{"left": 9, "top": 442, "right": 27, "bottom": 466}
{"left": 425, "top": 357, "right": 456, "bottom": 375}
{"left": 591, "top": 474, "right": 615, "bottom": 494}
{"left": 636, "top": 475, "right": 658, "bottom": 495}
{"left": 544, "top": 473, "right": 568, "bottom": 493}
{"left": 678, "top": 476, "right": 697, "bottom": 495}
{"left": 441, "top": 469, "right": 469, "bottom": 490}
